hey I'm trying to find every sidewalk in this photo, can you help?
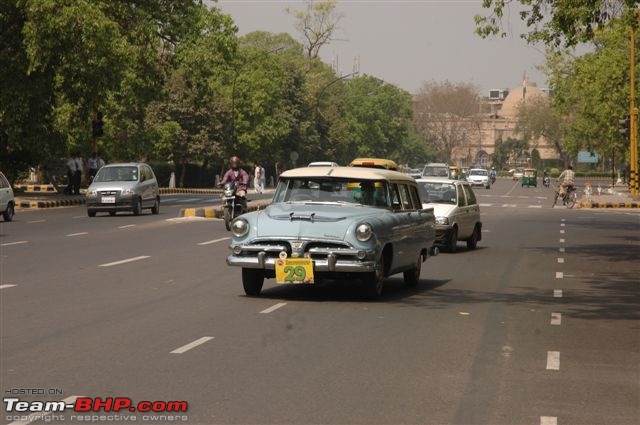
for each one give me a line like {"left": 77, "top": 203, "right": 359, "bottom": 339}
{"left": 578, "top": 185, "right": 640, "bottom": 209}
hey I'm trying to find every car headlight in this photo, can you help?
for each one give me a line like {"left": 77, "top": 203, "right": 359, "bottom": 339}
{"left": 435, "top": 216, "right": 449, "bottom": 225}
{"left": 231, "top": 218, "right": 249, "bottom": 237}
{"left": 355, "top": 223, "right": 373, "bottom": 242}
{"left": 122, "top": 188, "right": 135, "bottom": 195}
{"left": 87, "top": 190, "right": 97, "bottom": 197}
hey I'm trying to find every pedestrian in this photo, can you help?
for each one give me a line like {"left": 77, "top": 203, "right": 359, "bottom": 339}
{"left": 254, "top": 162, "right": 265, "bottom": 194}
{"left": 88, "top": 152, "right": 99, "bottom": 183}
{"left": 65, "top": 153, "right": 77, "bottom": 195}
{"left": 73, "top": 151, "right": 83, "bottom": 195}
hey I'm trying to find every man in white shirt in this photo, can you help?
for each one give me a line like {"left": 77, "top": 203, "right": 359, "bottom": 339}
{"left": 72, "top": 151, "right": 83, "bottom": 195}
{"left": 66, "top": 154, "right": 77, "bottom": 194}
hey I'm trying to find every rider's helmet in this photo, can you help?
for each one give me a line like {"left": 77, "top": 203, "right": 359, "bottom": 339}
{"left": 230, "top": 156, "right": 241, "bottom": 170}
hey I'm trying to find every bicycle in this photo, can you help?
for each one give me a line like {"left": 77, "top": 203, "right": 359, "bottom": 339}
{"left": 552, "top": 184, "right": 577, "bottom": 209}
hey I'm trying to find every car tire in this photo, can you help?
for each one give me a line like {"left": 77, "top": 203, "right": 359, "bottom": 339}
{"left": 109, "top": 211, "right": 116, "bottom": 216}
{"left": 242, "top": 268, "right": 264, "bottom": 296}
{"left": 87, "top": 209, "right": 96, "bottom": 217}
{"left": 466, "top": 225, "right": 479, "bottom": 250}
{"left": 2, "top": 203, "right": 14, "bottom": 221}
{"left": 447, "top": 226, "right": 458, "bottom": 253}
{"left": 151, "top": 197, "right": 160, "bottom": 215}
{"left": 365, "top": 256, "right": 385, "bottom": 298}
{"left": 403, "top": 254, "right": 421, "bottom": 286}
{"left": 132, "top": 198, "right": 142, "bottom": 216}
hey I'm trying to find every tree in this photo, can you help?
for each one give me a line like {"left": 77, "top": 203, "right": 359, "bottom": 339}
{"left": 286, "top": 0, "right": 343, "bottom": 59}
{"left": 516, "top": 95, "right": 569, "bottom": 166}
{"left": 413, "top": 81, "right": 481, "bottom": 163}
{"left": 475, "top": 0, "right": 639, "bottom": 46}
{"left": 493, "top": 137, "right": 528, "bottom": 169}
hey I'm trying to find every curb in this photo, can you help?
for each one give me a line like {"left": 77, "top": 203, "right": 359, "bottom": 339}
{"left": 160, "top": 188, "right": 222, "bottom": 194}
{"left": 14, "top": 184, "right": 57, "bottom": 193}
{"left": 580, "top": 201, "right": 640, "bottom": 209}
{"left": 179, "top": 200, "right": 272, "bottom": 219}
{"left": 18, "top": 198, "right": 86, "bottom": 209}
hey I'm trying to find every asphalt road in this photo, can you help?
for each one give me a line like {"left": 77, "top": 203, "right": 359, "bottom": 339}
{"left": 1, "top": 180, "right": 638, "bottom": 425}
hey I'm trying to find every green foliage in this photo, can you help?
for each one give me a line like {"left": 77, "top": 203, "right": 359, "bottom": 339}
{"left": 476, "top": 0, "right": 639, "bottom": 46}
{"left": 493, "top": 138, "right": 528, "bottom": 169}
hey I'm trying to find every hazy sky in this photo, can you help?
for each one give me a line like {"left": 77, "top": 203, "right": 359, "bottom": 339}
{"left": 214, "top": 0, "right": 549, "bottom": 95}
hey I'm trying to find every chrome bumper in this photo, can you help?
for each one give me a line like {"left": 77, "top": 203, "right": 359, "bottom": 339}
{"left": 226, "top": 253, "right": 377, "bottom": 273}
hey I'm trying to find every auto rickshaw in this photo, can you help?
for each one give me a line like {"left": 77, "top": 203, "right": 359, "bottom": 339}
{"left": 521, "top": 168, "right": 538, "bottom": 187}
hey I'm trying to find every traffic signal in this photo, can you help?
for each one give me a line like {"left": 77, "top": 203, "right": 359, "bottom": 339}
{"left": 92, "top": 111, "right": 104, "bottom": 138}
{"left": 619, "top": 114, "right": 630, "bottom": 139}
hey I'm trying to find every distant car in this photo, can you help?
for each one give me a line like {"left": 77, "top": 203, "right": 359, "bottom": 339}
{"left": 416, "top": 178, "right": 482, "bottom": 252}
{"left": 226, "top": 167, "right": 438, "bottom": 298}
{"left": 466, "top": 168, "right": 491, "bottom": 189}
{"left": 0, "top": 172, "right": 15, "bottom": 221}
{"left": 422, "top": 163, "right": 450, "bottom": 179}
{"left": 512, "top": 168, "right": 525, "bottom": 180}
{"left": 349, "top": 158, "right": 399, "bottom": 171}
{"left": 86, "top": 163, "right": 160, "bottom": 217}
{"left": 308, "top": 161, "right": 339, "bottom": 167}
{"left": 404, "top": 168, "right": 423, "bottom": 179}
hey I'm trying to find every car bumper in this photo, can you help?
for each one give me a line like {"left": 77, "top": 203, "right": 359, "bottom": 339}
{"left": 86, "top": 196, "right": 136, "bottom": 211}
{"left": 468, "top": 181, "right": 488, "bottom": 186}
{"left": 434, "top": 226, "right": 454, "bottom": 245}
{"left": 227, "top": 254, "right": 378, "bottom": 273}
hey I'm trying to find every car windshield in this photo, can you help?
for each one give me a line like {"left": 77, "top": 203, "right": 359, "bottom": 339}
{"left": 469, "top": 170, "right": 488, "bottom": 176}
{"left": 417, "top": 181, "right": 457, "bottom": 204}
{"left": 93, "top": 166, "right": 139, "bottom": 182}
{"left": 422, "top": 166, "right": 449, "bottom": 177}
{"left": 273, "top": 177, "right": 390, "bottom": 208}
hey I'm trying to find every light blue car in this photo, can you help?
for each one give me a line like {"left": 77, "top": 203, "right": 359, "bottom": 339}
{"left": 226, "top": 167, "right": 438, "bottom": 298}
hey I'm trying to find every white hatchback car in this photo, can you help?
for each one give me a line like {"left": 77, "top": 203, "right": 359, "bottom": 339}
{"left": 466, "top": 168, "right": 491, "bottom": 189}
{"left": 0, "top": 172, "right": 16, "bottom": 221}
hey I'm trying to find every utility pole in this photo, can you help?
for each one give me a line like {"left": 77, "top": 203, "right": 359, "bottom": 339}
{"left": 631, "top": 25, "right": 639, "bottom": 196}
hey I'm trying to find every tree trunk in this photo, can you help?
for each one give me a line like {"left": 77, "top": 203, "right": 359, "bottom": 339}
{"left": 179, "top": 160, "right": 187, "bottom": 188}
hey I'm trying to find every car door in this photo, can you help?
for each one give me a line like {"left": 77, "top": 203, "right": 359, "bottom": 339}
{"left": 140, "top": 166, "right": 154, "bottom": 206}
{"left": 0, "top": 173, "right": 11, "bottom": 211}
{"left": 388, "top": 183, "right": 413, "bottom": 271}
{"left": 454, "top": 183, "right": 472, "bottom": 239}
{"left": 462, "top": 184, "right": 480, "bottom": 233}
{"left": 407, "top": 183, "right": 433, "bottom": 255}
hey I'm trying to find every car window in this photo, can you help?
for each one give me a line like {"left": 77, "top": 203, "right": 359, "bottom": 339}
{"left": 398, "top": 184, "right": 414, "bottom": 210}
{"left": 390, "top": 184, "right": 402, "bottom": 210}
{"left": 410, "top": 186, "right": 421, "bottom": 208}
{"left": 273, "top": 177, "right": 390, "bottom": 208}
{"left": 457, "top": 185, "right": 467, "bottom": 206}
{"left": 463, "top": 185, "right": 477, "bottom": 205}
{"left": 0, "top": 174, "right": 9, "bottom": 189}
{"left": 143, "top": 166, "right": 154, "bottom": 181}
{"left": 94, "top": 166, "right": 138, "bottom": 182}
{"left": 418, "top": 181, "right": 456, "bottom": 204}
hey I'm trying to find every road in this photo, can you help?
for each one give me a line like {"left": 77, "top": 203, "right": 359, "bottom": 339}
{"left": 1, "top": 180, "right": 638, "bottom": 425}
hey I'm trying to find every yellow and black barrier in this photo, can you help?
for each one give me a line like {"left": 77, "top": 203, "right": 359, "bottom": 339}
{"left": 580, "top": 201, "right": 639, "bottom": 208}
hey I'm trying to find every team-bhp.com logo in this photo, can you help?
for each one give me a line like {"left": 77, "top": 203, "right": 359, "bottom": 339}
{"left": 4, "top": 397, "right": 188, "bottom": 413}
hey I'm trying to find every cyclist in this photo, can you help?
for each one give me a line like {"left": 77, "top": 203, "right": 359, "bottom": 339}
{"left": 557, "top": 165, "right": 575, "bottom": 197}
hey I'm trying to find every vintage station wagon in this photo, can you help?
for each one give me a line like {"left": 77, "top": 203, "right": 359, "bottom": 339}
{"left": 226, "top": 167, "right": 438, "bottom": 298}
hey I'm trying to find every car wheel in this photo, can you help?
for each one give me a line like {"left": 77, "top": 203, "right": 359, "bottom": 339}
{"left": 151, "top": 197, "right": 160, "bottom": 215}
{"left": 2, "top": 203, "right": 14, "bottom": 221}
{"left": 466, "top": 225, "right": 479, "bottom": 250}
{"left": 242, "top": 268, "right": 264, "bottom": 296}
{"left": 447, "top": 226, "right": 458, "bottom": 253}
{"left": 87, "top": 209, "right": 96, "bottom": 217}
{"left": 403, "top": 254, "right": 422, "bottom": 286}
{"left": 364, "top": 256, "right": 385, "bottom": 298}
{"left": 132, "top": 198, "right": 142, "bottom": 216}
{"left": 109, "top": 211, "right": 116, "bottom": 217}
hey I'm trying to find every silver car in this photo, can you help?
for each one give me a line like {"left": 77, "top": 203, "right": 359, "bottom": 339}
{"left": 86, "top": 163, "right": 160, "bottom": 217}
{"left": 466, "top": 168, "right": 491, "bottom": 189}
{"left": 0, "top": 172, "right": 15, "bottom": 221}
{"left": 416, "top": 178, "right": 482, "bottom": 252}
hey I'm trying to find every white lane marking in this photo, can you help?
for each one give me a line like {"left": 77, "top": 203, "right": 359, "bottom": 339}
{"left": 72, "top": 215, "right": 86, "bottom": 219}
{"left": 260, "top": 302, "right": 287, "bottom": 314}
{"left": 557, "top": 258, "right": 565, "bottom": 263}
{"left": 560, "top": 229, "right": 565, "bottom": 234}
{"left": 561, "top": 218, "right": 566, "bottom": 222}
{"left": 501, "top": 204, "right": 518, "bottom": 208}
{"left": 559, "top": 247, "right": 565, "bottom": 253}
{"left": 559, "top": 238, "right": 565, "bottom": 243}
{"left": 99, "top": 255, "right": 150, "bottom": 267}
{"left": 170, "top": 336, "right": 214, "bottom": 354}
{"left": 540, "top": 416, "right": 558, "bottom": 425}
{"left": 175, "top": 198, "right": 200, "bottom": 203}
{"left": 550, "top": 313, "right": 562, "bottom": 325}
{"left": 556, "top": 272, "right": 564, "bottom": 279}
{"left": 482, "top": 229, "right": 491, "bottom": 233}
{"left": 536, "top": 196, "right": 548, "bottom": 200}
{"left": 197, "top": 237, "right": 230, "bottom": 246}
{"left": 0, "top": 241, "right": 28, "bottom": 247}
{"left": 118, "top": 224, "right": 136, "bottom": 229}
{"left": 560, "top": 223, "right": 565, "bottom": 227}
{"left": 8, "top": 395, "right": 82, "bottom": 425}
{"left": 66, "top": 232, "right": 88, "bottom": 237}
{"left": 0, "top": 284, "right": 17, "bottom": 290}
{"left": 546, "top": 351, "right": 560, "bottom": 370}
{"left": 27, "top": 220, "right": 46, "bottom": 223}
{"left": 553, "top": 289, "right": 563, "bottom": 298}
{"left": 479, "top": 203, "right": 493, "bottom": 207}
{"left": 528, "top": 205, "right": 543, "bottom": 208}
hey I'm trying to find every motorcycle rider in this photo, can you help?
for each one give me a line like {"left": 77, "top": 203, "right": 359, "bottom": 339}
{"left": 489, "top": 167, "right": 497, "bottom": 183}
{"left": 543, "top": 169, "right": 550, "bottom": 187}
{"left": 557, "top": 165, "right": 575, "bottom": 197}
{"left": 220, "top": 156, "right": 249, "bottom": 210}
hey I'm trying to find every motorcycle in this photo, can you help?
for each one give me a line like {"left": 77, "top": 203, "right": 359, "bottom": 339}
{"left": 552, "top": 185, "right": 577, "bottom": 209}
{"left": 221, "top": 182, "right": 247, "bottom": 231}
{"left": 543, "top": 175, "right": 551, "bottom": 188}
{"left": 490, "top": 174, "right": 496, "bottom": 185}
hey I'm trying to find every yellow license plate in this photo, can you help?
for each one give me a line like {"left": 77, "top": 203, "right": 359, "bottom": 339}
{"left": 275, "top": 258, "right": 314, "bottom": 284}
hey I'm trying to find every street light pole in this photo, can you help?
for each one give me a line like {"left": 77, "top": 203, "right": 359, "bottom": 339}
{"left": 630, "top": 25, "right": 638, "bottom": 196}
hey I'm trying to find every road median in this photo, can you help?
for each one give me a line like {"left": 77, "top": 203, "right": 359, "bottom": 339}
{"left": 179, "top": 199, "right": 272, "bottom": 219}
